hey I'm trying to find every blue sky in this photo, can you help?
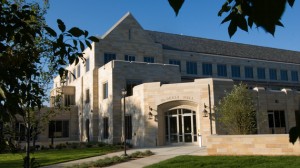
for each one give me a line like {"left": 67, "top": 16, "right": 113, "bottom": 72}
{"left": 45, "top": 1, "right": 300, "bottom": 51}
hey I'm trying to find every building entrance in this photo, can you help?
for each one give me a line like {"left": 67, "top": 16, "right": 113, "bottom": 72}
{"left": 165, "top": 109, "right": 197, "bottom": 144}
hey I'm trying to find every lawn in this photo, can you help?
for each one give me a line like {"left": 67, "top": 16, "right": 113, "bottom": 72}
{"left": 0, "top": 146, "right": 121, "bottom": 168}
{"left": 145, "top": 155, "right": 300, "bottom": 168}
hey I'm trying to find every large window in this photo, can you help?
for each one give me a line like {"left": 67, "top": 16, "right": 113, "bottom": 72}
{"left": 125, "top": 55, "right": 135, "bottom": 62}
{"left": 103, "top": 117, "right": 109, "bottom": 139}
{"left": 291, "top": 71, "right": 299, "bottom": 81}
{"left": 103, "top": 82, "right": 108, "bottom": 99}
{"left": 86, "top": 58, "right": 90, "bottom": 72}
{"left": 186, "top": 61, "right": 197, "bottom": 74}
{"left": 48, "top": 120, "right": 69, "bottom": 138}
{"left": 244, "top": 66, "right": 253, "bottom": 78}
{"left": 231, "top": 65, "right": 240, "bottom": 78}
{"left": 280, "top": 70, "right": 288, "bottom": 81}
{"left": 257, "top": 67, "right": 266, "bottom": 79}
{"left": 126, "top": 80, "right": 143, "bottom": 96}
{"left": 217, "top": 64, "right": 227, "bottom": 77}
{"left": 104, "top": 53, "right": 116, "bottom": 64}
{"left": 144, "top": 56, "right": 154, "bottom": 63}
{"left": 268, "top": 110, "right": 286, "bottom": 134}
{"left": 202, "top": 63, "right": 212, "bottom": 76}
{"left": 125, "top": 115, "right": 132, "bottom": 140}
{"left": 269, "top": 68, "right": 277, "bottom": 80}
{"left": 169, "top": 59, "right": 181, "bottom": 72}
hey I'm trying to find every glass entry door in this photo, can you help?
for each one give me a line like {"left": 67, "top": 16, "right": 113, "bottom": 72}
{"left": 165, "top": 109, "right": 197, "bottom": 144}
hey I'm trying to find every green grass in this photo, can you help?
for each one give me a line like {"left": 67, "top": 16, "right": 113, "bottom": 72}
{"left": 145, "top": 155, "right": 300, "bottom": 168}
{"left": 0, "top": 146, "right": 121, "bottom": 168}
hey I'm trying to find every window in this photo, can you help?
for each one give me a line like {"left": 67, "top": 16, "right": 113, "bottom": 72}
{"left": 268, "top": 110, "right": 286, "bottom": 134}
{"left": 15, "top": 122, "right": 26, "bottom": 141}
{"left": 269, "top": 68, "right": 277, "bottom": 80}
{"left": 72, "top": 69, "right": 76, "bottom": 81}
{"left": 186, "top": 61, "right": 197, "bottom": 74}
{"left": 125, "top": 115, "right": 132, "bottom": 140}
{"left": 144, "top": 56, "right": 154, "bottom": 63}
{"left": 169, "top": 59, "right": 181, "bottom": 72}
{"left": 291, "top": 71, "right": 299, "bottom": 81}
{"left": 257, "top": 67, "right": 266, "bottom": 79}
{"left": 126, "top": 80, "right": 143, "bottom": 96}
{"left": 48, "top": 120, "right": 69, "bottom": 138}
{"left": 103, "top": 82, "right": 108, "bottom": 99}
{"left": 77, "top": 65, "right": 80, "bottom": 78}
{"left": 104, "top": 53, "right": 116, "bottom": 64}
{"left": 86, "top": 58, "right": 90, "bottom": 72}
{"left": 245, "top": 66, "right": 253, "bottom": 78}
{"left": 217, "top": 64, "right": 227, "bottom": 77}
{"left": 280, "top": 70, "right": 288, "bottom": 81}
{"left": 231, "top": 65, "right": 240, "bottom": 78}
{"left": 125, "top": 55, "right": 135, "bottom": 62}
{"left": 64, "top": 95, "right": 74, "bottom": 106}
{"left": 202, "top": 63, "right": 212, "bottom": 76}
{"left": 86, "top": 89, "right": 90, "bottom": 103}
{"left": 103, "top": 117, "right": 109, "bottom": 139}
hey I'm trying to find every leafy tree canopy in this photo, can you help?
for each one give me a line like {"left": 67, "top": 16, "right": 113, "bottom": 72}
{"left": 168, "top": 0, "right": 295, "bottom": 37}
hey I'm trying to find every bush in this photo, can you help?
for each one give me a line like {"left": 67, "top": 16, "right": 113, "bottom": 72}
{"left": 55, "top": 143, "right": 67, "bottom": 150}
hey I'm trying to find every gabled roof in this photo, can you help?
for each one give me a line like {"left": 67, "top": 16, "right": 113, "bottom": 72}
{"left": 146, "top": 30, "right": 300, "bottom": 64}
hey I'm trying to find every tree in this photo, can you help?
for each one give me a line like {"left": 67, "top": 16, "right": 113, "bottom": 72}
{"left": 0, "top": 0, "right": 99, "bottom": 167}
{"left": 168, "top": 0, "right": 295, "bottom": 37}
{"left": 217, "top": 83, "right": 256, "bottom": 135}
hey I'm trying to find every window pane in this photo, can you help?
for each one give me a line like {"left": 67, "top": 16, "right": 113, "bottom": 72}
{"left": 125, "top": 55, "right": 135, "bottom": 62}
{"left": 245, "top": 66, "right": 253, "bottom": 78}
{"left": 169, "top": 59, "right": 181, "bottom": 72}
{"left": 269, "top": 69, "right": 277, "bottom": 80}
{"left": 103, "top": 82, "right": 108, "bottom": 99}
{"left": 186, "top": 61, "right": 197, "bottom": 74}
{"left": 257, "top": 67, "right": 265, "bottom": 79}
{"left": 86, "top": 58, "right": 90, "bottom": 72}
{"left": 231, "top": 65, "right": 240, "bottom": 78}
{"left": 291, "top": 71, "right": 298, "bottom": 81}
{"left": 202, "top": 63, "right": 212, "bottom": 76}
{"left": 217, "top": 64, "right": 227, "bottom": 77}
{"left": 280, "top": 111, "right": 286, "bottom": 127}
{"left": 144, "top": 57, "right": 154, "bottom": 63}
{"left": 280, "top": 70, "right": 288, "bottom": 81}
{"left": 104, "top": 53, "right": 116, "bottom": 64}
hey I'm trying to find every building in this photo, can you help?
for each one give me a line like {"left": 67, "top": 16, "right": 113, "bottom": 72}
{"left": 48, "top": 12, "right": 300, "bottom": 147}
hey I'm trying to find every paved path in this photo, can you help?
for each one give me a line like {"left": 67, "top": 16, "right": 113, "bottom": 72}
{"left": 42, "top": 145, "right": 207, "bottom": 168}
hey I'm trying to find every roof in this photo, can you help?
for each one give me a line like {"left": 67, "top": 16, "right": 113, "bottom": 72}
{"left": 146, "top": 30, "right": 300, "bottom": 64}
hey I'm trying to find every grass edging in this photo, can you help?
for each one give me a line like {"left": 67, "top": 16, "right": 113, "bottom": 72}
{"left": 70, "top": 150, "right": 154, "bottom": 168}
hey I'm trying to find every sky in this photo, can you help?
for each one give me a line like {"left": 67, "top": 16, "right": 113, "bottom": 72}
{"left": 45, "top": 0, "right": 300, "bottom": 51}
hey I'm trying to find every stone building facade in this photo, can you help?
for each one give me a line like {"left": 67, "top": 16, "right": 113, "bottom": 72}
{"left": 46, "top": 12, "right": 300, "bottom": 147}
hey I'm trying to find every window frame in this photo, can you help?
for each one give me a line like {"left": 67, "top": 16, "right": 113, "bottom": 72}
{"left": 144, "top": 56, "right": 154, "bottom": 63}
{"left": 186, "top": 61, "right": 197, "bottom": 75}
{"left": 269, "top": 68, "right": 277, "bottom": 80}
{"left": 202, "top": 63, "right": 212, "bottom": 76}
{"left": 257, "top": 67, "right": 266, "bottom": 80}
{"left": 124, "top": 55, "right": 135, "bottom": 62}
{"left": 217, "top": 64, "right": 227, "bottom": 77}
{"left": 244, "top": 66, "right": 254, "bottom": 79}
{"left": 104, "top": 53, "right": 116, "bottom": 64}
{"left": 280, "top": 70, "right": 288, "bottom": 81}
{"left": 291, "top": 70, "right": 299, "bottom": 81}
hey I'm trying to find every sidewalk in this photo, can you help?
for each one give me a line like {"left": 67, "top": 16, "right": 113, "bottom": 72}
{"left": 42, "top": 145, "right": 207, "bottom": 168}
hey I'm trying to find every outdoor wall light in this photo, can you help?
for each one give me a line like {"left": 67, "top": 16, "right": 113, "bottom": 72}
{"left": 203, "top": 103, "right": 208, "bottom": 117}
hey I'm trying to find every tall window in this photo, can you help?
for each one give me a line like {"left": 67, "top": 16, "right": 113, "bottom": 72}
{"left": 144, "top": 56, "right": 154, "bottom": 63}
{"left": 231, "top": 65, "right": 240, "bottom": 78}
{"left": 280, "top": 70, "right": 288, "bottom": 81}
{"left": 86, "top": 58, "right": 90, "bottom": 72}
{"left": 202, "top": 63, "right": 212, "bottom": 76}
{"left": 257, "top": 67, "right": 266, "bottom": 79}
{"left": 125, "top": 55, "right": 135, "bottom": 62}
{"left": 48, "top": 120, "right": 69, "bottom": 138}
{"left": 186, "top": 61, "right": 197, "bottom": 74}
{"left": 169, "top": 59, "right": 181, "bottom": 72}
{"left": 291, "top": 71, "right": 299, "bottom": 81}
{"left": 103, "top": 82, "right": 108, "bottom": 99}
{"left": 268, "top": 110, "right": 286, "bottom": 134}
{"left": 77, "top": 65, "right": 81, "bottom": 78}
{"left": 217, "top": 64, "right": 227, "bottom": 77}
{"left": 126, "top": 80, "right": 142, "bottom": 96}
{"left": 86, "top": 89, "right": 90, "bottom": 103}
{"left": 104, "top": 53, "right": 116, "bottom": 64}
{"left": 72, "top": 69, "right": 76, "bottom": 81}
{"left": 125, "top": 115, "right": 132, "bottom": 140}
{"left": 103, "top": 117, "right": 109, "bottom": 139}
{"left": 244, "top": 66, "right": 253, "bottom": 78}
{"left": 269, "top": 68, "right": 277, "bottom": 80}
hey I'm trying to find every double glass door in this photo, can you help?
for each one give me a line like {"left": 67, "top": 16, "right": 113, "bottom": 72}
{"left": 165, "top": 109, "right": 197, "bottom": 144}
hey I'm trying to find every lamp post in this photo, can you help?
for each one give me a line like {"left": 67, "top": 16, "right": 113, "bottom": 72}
{"left": 121, "top": 88, "right": 127, "bottom": 156}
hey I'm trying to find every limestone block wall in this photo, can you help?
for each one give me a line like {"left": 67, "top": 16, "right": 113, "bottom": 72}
{"left": 207, "top": 134, "right": 300, "bottom": 155}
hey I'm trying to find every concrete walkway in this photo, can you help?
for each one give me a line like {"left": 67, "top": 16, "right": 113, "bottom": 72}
{"left": 42, "top": 145, "right": 207, "bottom": 168}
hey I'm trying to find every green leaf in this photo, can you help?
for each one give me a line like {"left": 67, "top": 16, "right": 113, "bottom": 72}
{"left": 79, "top": 41, "right": 85, "bottom": 52}
{"left": 0, "top": 87, "right": 6, "bottom": 99}
{"left": 247, "top": 17, "right": 254, "bottom": 28}
{"left": 84, "top": 30, "right": 88, "bottom": 37}
{"left": 68, "top": 27, "right": 84, "bottom": 37}
{"left": 237, "top": 15, "right": 248, "bottom": 32}
{"left": 221, "top": 12, "right": 233, "bottom": 24}
{"left": 288, "top": 0, "right": 295, "bottom": 7}
{"left": 57, "top": 19, "right": 66, "bottom": 32}
{"left": 85, "top": 40, "right": 92, "bottom": 49}
{"left": 276, "top": 21, "right": 284, "bottom": 27}
{"left": 44, "top": 26, "right": 57, "bottom": 37}
{"left": 88, "top": 36, "right": 99, "bottom": 42}
{"left": 228, "top": 20, "right": 237, "bottom": 38}
{"left": 73, "top": 39, "right": 78, "bottom": 47}
{"left": 168, "top": 0, "right": 185, "bottom": 16}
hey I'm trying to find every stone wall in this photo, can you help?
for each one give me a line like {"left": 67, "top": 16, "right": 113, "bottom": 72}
{"left": 207, "top": 134, "right": 300, "bottom": 155}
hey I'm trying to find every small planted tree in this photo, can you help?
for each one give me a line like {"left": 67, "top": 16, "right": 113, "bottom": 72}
{"left": 217, "top": 83, "right": 256, "bottom": 135}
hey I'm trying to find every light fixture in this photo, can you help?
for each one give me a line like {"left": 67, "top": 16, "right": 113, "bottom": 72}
{"left": 121, "top": 88, "right": 127, "bottom": 96}
{"left": 203, "top": 103, "right": 208, "bottom": 117}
